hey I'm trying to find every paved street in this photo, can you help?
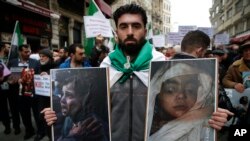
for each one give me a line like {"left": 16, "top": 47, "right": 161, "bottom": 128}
{"left": 0, "top": 121, "right": 50, "bottom": 141}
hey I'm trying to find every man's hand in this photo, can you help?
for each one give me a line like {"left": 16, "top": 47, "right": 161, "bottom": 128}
{"left": 234, "top": 83, "right": 245, "bottom": 93}
{"left": 41, "top": 108, "right": 57, "bottom": 126}
{"left": 208, "top": 108, "right": 234, "bottom": 130}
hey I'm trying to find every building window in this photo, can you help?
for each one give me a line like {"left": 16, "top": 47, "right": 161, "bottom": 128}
{"left": 235, "top": 0, "right": 243, "bottom": 13}
{"left": 228, "top": 27, "right": 234, "bottom": 36}
{"left": 220, "top": 14, "right": 225, "bottom": 22}
{"left": 216, "top": 6, "right": 219, "bottom": 13}
{"left": 235, "top": 22, "right": 244, "bottom": 34}
{"left": 247, "top": 18, "right": 250, "bottom": 30}
{"left": 73, "top": 22, "right": 82, "bottom": 43}
{"left": 212, "top": 12, "right": 215, "bottom": 18}
{"left": 213, "top": 21, "right": 218, "bottom": 28}
{"left": 221, "top": 0, "right": 225, "bottom": 5}
{"left": 227, "top": 8, "right": 233, "bottom": 19}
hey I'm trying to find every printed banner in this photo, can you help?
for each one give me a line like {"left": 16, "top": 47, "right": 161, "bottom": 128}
{"left": 34, "top": 75, "right": 50, "bottom": 97}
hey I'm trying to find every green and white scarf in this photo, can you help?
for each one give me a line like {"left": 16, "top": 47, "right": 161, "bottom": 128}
{"left": 109, "top": 41, "right": 153, "bottom": 83}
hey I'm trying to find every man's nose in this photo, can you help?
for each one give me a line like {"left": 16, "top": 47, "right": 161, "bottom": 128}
{"left": 127, "top": 26, "right": 133, "bottom": 35}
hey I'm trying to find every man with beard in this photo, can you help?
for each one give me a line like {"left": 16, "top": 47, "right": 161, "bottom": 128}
{"left": 43, "top": 4, "right": 232, "bottom": 141}
{"left": 34, "top": 49, "right": 56, "bottom": 141}
{"left": 8, "top": 44, "right": 40, "bottom": 139}
{"left": 59, "top": 44, "right": 91, "bottom": 68}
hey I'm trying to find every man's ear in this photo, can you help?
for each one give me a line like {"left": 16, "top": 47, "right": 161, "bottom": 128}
{"left": 195, "top": 47, "right": 203, "bottom": 56}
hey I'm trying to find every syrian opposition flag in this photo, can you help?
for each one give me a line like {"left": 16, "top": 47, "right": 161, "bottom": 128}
{"left": 84, "top": 0, "right": 105, "bottom": 56}
{"left": 7, "top": 21, "right": 24, "bottom": 64}
{"left": 11, "top": 21, "right": 24, "bottom": 46}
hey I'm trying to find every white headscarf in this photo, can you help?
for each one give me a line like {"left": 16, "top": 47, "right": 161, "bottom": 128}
{"left": 147, "top": 61, "right": 215, "bottom": 141}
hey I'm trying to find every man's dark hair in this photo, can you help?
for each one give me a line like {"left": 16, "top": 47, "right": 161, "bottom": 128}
{"left": 113, "top": 3, "right": 147, "bottom": 27}
{"left": 18, "top": 44, "right": 30, "bottom": 52}
{"left": 239, "top": 96, "right": 248, "bottom": 105}
{"left": 68, "top": 43, "right": 83, "bottom": 55}
{"left": 181, "top": 30, "right": 210, "bottom": 53}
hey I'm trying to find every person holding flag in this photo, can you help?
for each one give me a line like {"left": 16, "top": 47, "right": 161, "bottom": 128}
{"left": 0, "top": 22, "right": 22, "bottom": 135}
{"left": 84, "top": 0, "right": 114, "bottom": 57}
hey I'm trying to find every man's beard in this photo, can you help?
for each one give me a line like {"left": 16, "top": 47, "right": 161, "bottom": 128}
{"left": 118, "top": 37, "right": 146, "bottom": 56}
{"left": 74, "top": 58, "right": 84, "bottom": 65}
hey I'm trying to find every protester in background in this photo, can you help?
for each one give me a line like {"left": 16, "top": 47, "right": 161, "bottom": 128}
{"left": 90, "top": 34, "right": 109, "bottom": 67}
{"left": 34, "top": 49, "right": 56, "bottom": 141}
{"left": 0, "top": 42, "right": 21, "bottom": 135}
{"left": 98, "top": 46, "right": 110, "bottom": 65}
{"left": 59, "top": 44, "right": 91, "bottom": 68}
{"left": 223, "top": 41, "right": 250, "bottom": 93}
{"left": 212, "top": 49, "right": 227, "bottom": 83}
{"left": 8, "top": 44, "right": 40, "bottom": 140}
{"left": 53, "top": 50, "right": 60, "bottom": 63}
{"left": 55, "top": 47, "right": 69, "bottom": 67}
{"left": 204, "top": 50, "right": 214, "bottom": 58}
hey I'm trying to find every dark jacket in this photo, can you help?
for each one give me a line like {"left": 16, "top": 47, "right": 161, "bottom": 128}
{"left": 111, "top": 75, "right": 147, "bottom": 141}
{"left": 171, "top": 52, "right": 196, "bottom": 59}
{"left": 7, "top": 58, "right": 40, "bottom": 96}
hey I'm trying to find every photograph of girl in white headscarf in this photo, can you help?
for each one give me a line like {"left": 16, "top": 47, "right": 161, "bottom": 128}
{"left": 146, "top": 59, "right": 217, "bottom": 141}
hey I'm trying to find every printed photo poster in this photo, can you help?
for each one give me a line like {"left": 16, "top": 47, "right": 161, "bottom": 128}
{"left": 145, "top": 58, "right": 218, "bottom": 141}
{"left": 224, "top": 88, "right": 250, "bottom": 127}
{"left": 242, "top": 71, "right": 250, "bottom": 88}
{"left": 50, "top": 68, "right": 110, "bottom": 141}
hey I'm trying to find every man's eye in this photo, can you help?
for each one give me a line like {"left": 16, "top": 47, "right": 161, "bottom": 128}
{"left": 119, "top": 25, "right": 127, "bottom": 29}
{"left": 133, "top": 24, "right": 141, "bottom": 29}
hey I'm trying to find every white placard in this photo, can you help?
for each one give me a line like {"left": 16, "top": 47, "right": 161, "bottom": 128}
{"left": 34, "top": 75, "right": 50, "bottom": 97}
{"left": 197, "top": 27, "right": 214, "bottom": 38}
{"left": 178, "top": 25, "right": 197, "bottom": 36}
{"left": 152, "top": 35, "right": 165, "bottom": 48}
{"left": 167, "top": 32, "right": 182, "bottom": 45}
{"left": 214, "top": 33, "right": 229, "bottom": 45}
{"left": 84, "top": 16, "right": 113, "bottom": 38}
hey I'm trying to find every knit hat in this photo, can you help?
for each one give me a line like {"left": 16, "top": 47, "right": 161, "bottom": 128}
{"left": 39, "top": 49, "right": 53, "bottom": 59}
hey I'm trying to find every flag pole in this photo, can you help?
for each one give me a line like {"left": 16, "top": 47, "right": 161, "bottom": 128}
{"left": 6, "top": 20, "right": 19, "bottom": 65}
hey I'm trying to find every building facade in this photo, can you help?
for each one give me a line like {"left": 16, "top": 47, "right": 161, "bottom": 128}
{"left": 152, "top": 0, "right": 163, "bottom": 35}
{"left": 0, "top": 0, "right": 113, "bottom": 51}
{"left": 0, "top": 0, "right": 53, "bottom": 52}
{"left": 210, "top": 0, "right": 250, "bottom": 41}
{"left": 162, "top": 0, "right": 171, "bottom": 34}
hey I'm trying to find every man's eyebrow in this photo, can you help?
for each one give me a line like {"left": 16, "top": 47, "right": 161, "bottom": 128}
{"left": 119, "top": 22, "right": 142, "bottom": 25}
